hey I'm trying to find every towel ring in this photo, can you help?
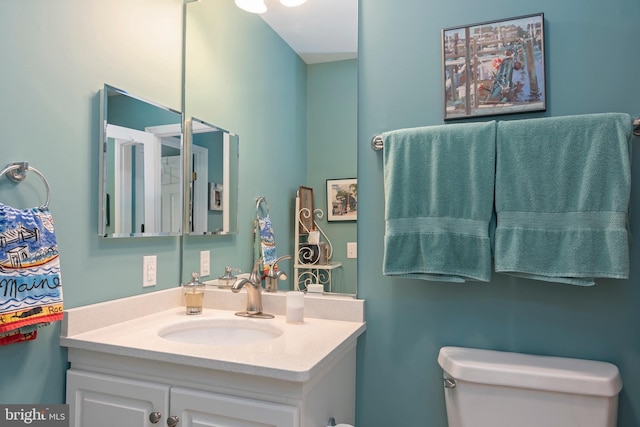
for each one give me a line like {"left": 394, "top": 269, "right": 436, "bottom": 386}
{"left": 0, "top": 162, "right": 51, "bottom": 209}
{"left": 256, "top": 196, "right": 269, "bottom": 218}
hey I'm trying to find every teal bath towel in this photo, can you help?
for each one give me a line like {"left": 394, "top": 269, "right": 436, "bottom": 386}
{"left": 382, "top": 121, "right": 496, "bottom": 282}
{"left": 495, "top": 113, "right": 632, "bottom": 285}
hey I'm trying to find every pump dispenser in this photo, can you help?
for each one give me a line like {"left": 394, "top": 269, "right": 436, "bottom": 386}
{"left": 183, "top": 272, "right": 205, "bottom": 315}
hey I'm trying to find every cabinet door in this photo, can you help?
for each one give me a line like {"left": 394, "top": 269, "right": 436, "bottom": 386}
{"left": 170, "top": 387, "right": 298, "bottom": 427}
{"left": 66, "top": 369, "right": 170, "bottom": 427}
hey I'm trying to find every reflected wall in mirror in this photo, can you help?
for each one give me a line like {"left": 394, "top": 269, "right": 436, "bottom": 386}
{"left": 182, "top": 1, "right": 357, "bottom": 295}
{"left": 187, "top": 118, "right": 239, "bottom": 235}
{"left": 99, "top": 84, "right": 183, "bottom": 238}
{"left": 305, "top": 60, "right": 358, "bottom": 295}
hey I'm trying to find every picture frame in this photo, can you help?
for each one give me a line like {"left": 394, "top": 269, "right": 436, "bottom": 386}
{"left": 298, "top": 186, "right": 315, "bottom": 234}
{"left": 327, "top": 178, "right": 357, "bottom": 222}
{"left": 208, "top": 182, "right": 223, "bottom": 211}
{"left": 442, "top": 13, "right": 545, "bottom": 120}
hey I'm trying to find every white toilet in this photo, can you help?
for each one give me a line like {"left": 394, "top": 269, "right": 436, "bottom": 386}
{"left": 438, "top": 346, "right": 623, "bottom": 427}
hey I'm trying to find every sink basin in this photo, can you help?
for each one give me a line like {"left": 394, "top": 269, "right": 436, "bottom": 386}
{"left": 159, "top": 318, "right": 282, "bottom": 346}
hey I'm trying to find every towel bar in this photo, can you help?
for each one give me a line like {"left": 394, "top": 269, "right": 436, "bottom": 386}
{"left": 0, "top": 162, "right": 51, "bottom": 208}
{"left": 373, "top": 116, "right": 640, "bottom": 150}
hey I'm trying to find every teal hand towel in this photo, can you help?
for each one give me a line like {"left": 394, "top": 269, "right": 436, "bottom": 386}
{"left": 382, "top": 121, "right": 496, "bottom": 282}
{"left": 495, "top": 113, "right": 632, "bottom": 285}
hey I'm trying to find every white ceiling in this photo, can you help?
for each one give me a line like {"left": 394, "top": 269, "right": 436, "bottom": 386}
{"left": 259, "top": 0, "right": 358, "bottom": 64}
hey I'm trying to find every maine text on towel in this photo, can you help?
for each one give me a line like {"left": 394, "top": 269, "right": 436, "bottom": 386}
{"left": 0, "top": 276, "right": 61, "bottom": 302}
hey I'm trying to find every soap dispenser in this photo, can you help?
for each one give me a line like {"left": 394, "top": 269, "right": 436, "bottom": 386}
{"left": 183, "top": 272, "right": 205, "bottom": 315}
{"left": 217, "top": 266, "right": 240, "bottom": 289}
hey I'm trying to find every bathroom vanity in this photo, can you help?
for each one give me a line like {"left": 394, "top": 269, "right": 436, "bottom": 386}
{"left": 61, "top": 287, "right": 365, "bottom": 427}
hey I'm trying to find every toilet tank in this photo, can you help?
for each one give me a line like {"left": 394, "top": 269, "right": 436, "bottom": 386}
{"left": 437, "top": 346, "right": 622, "bottom": 427}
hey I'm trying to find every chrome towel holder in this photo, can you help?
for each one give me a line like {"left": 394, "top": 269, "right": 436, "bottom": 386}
{"left": 372, "top": 116, "right": 640, "bottom": 150}
{"left": 371, "top": 134, "right": 384, "bottom": 151}
{"left": 0, "top": 162, "right": 51, "bottom": 208}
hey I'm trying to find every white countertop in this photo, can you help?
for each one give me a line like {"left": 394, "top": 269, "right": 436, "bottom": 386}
{"left": 60, "top": 287, "right": 366, "bottom": 382}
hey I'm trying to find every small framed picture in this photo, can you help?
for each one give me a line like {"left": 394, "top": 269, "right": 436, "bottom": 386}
{"left": 442, "top": 13, "right": 546, "bottom": 120}
{"left": 326, "top": 178, "right": 357, "bottom": 222}
{"left": 209, "top": 182, "right": 223, "bottom": 211}
{"left": 298, "top": 186, "right": 315, "bottom": 234}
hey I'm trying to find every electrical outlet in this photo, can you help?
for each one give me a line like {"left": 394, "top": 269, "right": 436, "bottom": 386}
{"left": 143, "top": 255, "right": 157, "bottom": 287}
{"left": 347, "top": 242, "right": 357, "bottom": 259}
{"left": 200, "top": 250, "right": 210, "bottom": 276}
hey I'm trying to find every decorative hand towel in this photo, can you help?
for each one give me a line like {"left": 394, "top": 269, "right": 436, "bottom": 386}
{"left": 258, "top": 215, "right": 278, "bottom": 266}
{"left": 494, "top": 113, "right": 632, "bottom": 285}
{"left": 382, "top": 121, "right": 496, "bottom": 282}
{"left": 0, "top": 203, "right": 63, "bottom": 336}
{"left": 0, "top": 324, "right": 39, "bottom": 345}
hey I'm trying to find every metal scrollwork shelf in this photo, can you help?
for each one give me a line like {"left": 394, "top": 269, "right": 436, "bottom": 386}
{"left": 293, "top": 195, "right": 341, "bottom": 292}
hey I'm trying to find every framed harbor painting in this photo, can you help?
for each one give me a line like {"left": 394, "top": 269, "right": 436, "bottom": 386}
{"left": 442, "top": 13, "right": 546, "bottom": 120}
{"left": 327, "top": 178, "right": 357, "bottom": 222}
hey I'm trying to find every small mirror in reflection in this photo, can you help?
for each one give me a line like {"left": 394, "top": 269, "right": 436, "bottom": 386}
{"left": 99, "top": 84, "right": 183, "bottom": 238}
{"left": 187, "top": 118, "right": 239, "bottom": 236}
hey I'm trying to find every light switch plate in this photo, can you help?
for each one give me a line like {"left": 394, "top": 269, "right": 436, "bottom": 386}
{"left": 200, "top": 250, "right": 210, "bottom": 276}
{"left": 143, "top": 255, "right": 157, "bottom": 287}
{"left": 347, "top": 242, "right": 357, "bottom": 259}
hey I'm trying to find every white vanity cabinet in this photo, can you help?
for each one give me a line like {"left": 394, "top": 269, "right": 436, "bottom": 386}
{"left": 67, "top": 369, "right": 298, "bottom": 427}
{"left": 65, "top": 341, "right": 356, "bottom": 427}
{"left": 61, "top": 291, "right": 365, "bottom": 427}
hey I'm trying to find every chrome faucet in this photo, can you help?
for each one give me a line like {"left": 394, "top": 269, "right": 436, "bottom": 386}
{"left": 264, "top": 255, "right": 292, "bottom": 292}
{"left": 231, "top": 259, "right": 274, "bottom": 319}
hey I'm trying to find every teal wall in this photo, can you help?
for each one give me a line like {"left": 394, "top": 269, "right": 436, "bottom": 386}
{"left": 357, "top": 1, "right": 640, "bottom": 427}
{"left": 0, "top": 0, "right": 183, "bottom": 404}
{"left": 307, "top": 59, "right": 358, "bottom": 294}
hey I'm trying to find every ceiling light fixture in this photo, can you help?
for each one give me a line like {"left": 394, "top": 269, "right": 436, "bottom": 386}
{"left": 279, "top": 0, "right": 307, "bottom": 6}
{"left": 235, "top": 0, "right": 307, "bottom": 14}
{"left": 235, "top": 0, "right": 267, "bottom": 14}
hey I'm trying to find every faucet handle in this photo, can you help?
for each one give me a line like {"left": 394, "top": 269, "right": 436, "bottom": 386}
{"left": 264, "top": 255, "right": 292, "bottom": 292}
{"left": 220, "top": 266, "right": 241, "bottom": 279}
{"left": 267, "top": 255, "right": 292, "bottom": 277}
{"left": 217, "top": 266, "right": 242, "bottom": 289}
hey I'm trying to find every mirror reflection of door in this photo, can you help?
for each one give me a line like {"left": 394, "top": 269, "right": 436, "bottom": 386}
{"left": 146, "top": 124, "right": 183, "bottom": 235}
{"left": 191, "top": 143, "right": 208, "bottom": 234}
{"left": 107, "top": 124, "right": 161, "bottom": 234}
{"left": 161, "top": 150, "right": 182, "bottom": 234}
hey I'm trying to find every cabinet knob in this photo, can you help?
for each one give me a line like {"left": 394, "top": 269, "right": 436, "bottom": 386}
{"left": 149, "top": 412, "right": 162, "bottom": 424}
{"left": 167, "top": 415, "right": 180, "bottom": 426}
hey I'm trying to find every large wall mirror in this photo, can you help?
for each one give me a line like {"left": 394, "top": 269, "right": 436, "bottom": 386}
{"left": 182, "top": 1, "right": 357, "bottom": 295}
{"left": 186, "top": 118, "right": 239, "bottom": 235}
{"left": 99, "top": 84, "right": 183, "bottom": 238}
